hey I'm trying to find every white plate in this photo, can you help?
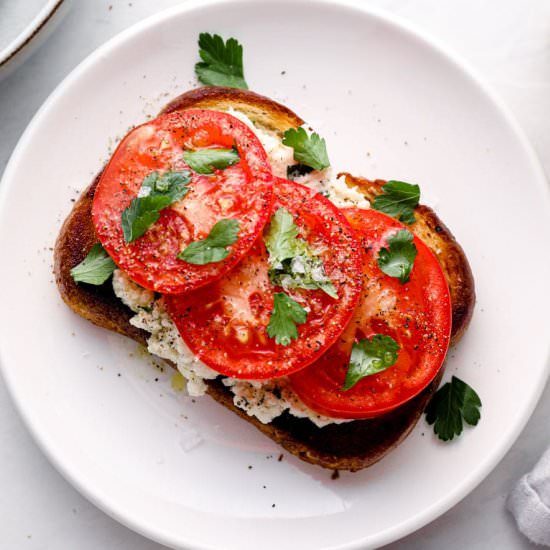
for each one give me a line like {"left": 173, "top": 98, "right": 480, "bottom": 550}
{"left": 0, "top": 0, "right": 69, "bottom": 80}
{"left": 1, "top": 1, "right": 549, "bottom": 549}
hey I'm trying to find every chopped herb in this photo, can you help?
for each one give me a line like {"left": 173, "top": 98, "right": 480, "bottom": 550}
{"left": 195, "top": 33, "right": 248, "bottom": 89}
{"left": 425, "top": 376, "right": 482, "bottom": 441}
{"left": 267, "top": 293, "right": 307, "bottom": 346}
{"left": 282, "top": 127, "right": 330, "bottom": 171}
{"left": 121, "top": 170, "right": 191, "bottom": 243}
{"left": 264, "top": 207, "right": 303, "bottom": 265}
{"left": 372, "top": 180, "right": 420, "bottom": 224}
{"left": 178, "top": 219, "right": 239, "bottom": 264}
{"left": 286, "top": 163, "right": 314, "bottom": 181}
{"left": 343, "top": 335, "right": 400, "bottom": 390}
{"left": 263, "top": 208, "right": 337, "bottom": 298}
{"left": 183, "top": 146, "right": 240, "bottom": 174}
{"left": 377, "top": 229, "right": 418, "bottom": 284}
{"left": 70, "top": 243, "right": 116, "bottom": 285}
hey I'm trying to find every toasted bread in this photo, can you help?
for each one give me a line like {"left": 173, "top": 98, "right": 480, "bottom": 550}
{"left": 54, "top": 87, "right": 475, "bottom": 471}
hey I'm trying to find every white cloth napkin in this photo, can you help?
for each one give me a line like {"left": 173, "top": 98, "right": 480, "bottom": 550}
{"left": 508, "top": 446, "right": 550, "bottom": 546}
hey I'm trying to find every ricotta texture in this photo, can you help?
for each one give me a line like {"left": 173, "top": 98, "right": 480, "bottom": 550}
{"left": 223, "top": 378, "right": 349, "bottom": 428}
{"left": 129, "top": 300, "right": 219, "bottom": 397}
{"left": 227, "top": 108, "right": 293, "bottom": 179}
{"left": 227, "top": 108, "right": 370, "bottom": 209}
{"left": 112, "top": 269, "right": 154, "bottom": 312}
{"left": 112, "top": 270, "right": 344, "bottom": 427}
{"left": 111, "top": 110, "right": 367, "bottom": 427}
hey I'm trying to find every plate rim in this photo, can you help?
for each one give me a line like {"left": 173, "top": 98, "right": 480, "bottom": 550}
{"left": 1, "top": 1, "right": 549, "bottom": 549}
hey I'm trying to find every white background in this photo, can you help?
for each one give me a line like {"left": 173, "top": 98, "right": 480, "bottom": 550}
{"left": 1, "top": 1, "right": 549, "bottom": 548}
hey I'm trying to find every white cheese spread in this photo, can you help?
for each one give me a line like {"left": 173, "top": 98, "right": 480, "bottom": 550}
{"left": 113, "top": 269, "right": 343, "bottom": 427}
{"left": 223, "top": 377, "right": 349, "bottom": 428}
{"left": 112, "top": 108, "right": 369, "bottom": 427}
{"left": 227, "top": 108, "right": 293, "bottom": 179}
{"left": 227, "top": 108, "right": 370, "bottom": 209}
{"left": 112, "top": 269, "right": 155, "bottom": 312}
{"left": 130, "top": 299, "right": 219, "bottom": 397}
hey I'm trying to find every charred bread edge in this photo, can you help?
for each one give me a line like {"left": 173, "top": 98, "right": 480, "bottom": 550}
{"left": 53, "top": 86, "right": 475, "bottom": 471}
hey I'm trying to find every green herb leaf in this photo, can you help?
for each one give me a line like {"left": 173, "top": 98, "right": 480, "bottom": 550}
{"left": 140, "top": 170, "right": 192, "bottom": 203}
{"left": 121, "top": 170, "right": 191, "bottom": 243}
{"left": 195, "top": 33, "right": 248, "bottom": 89}
{"left": 183, "top": 147, "right": 240, "bottom": 175}
{"left": 343, "top": 335, "right": 400, "bottom": 390}
{"left": 178, "top": 218, "right": 240, "bottom": 264}
{"left": 372, "top": 180, "right": 420, "bottom": 224}
{"left": 377, "top": 229, "right": 418, "bottom": 284}
{"left": 282, "top": 128, "right": 330, "bottom": 171}
{"left": 121, "top": 198, "right": 161, "bottom": 244}
{"left": 70, "top": 243, "right": 116, "bottom": 285}
{"left": 264, "top": 208, "right": 304, "bottom": 265}
{"left": 425, "top": 376, "right": 482, "bottom": 441}
{"left": 267, "top": 292, "right": 307, "bottom": 346}
{"left": 263, "top": 208, "right": 337, "bottom": 298}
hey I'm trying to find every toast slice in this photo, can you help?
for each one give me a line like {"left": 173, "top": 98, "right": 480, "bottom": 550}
{"left": 54, "top": 87, "right": 475, "bottom": 471}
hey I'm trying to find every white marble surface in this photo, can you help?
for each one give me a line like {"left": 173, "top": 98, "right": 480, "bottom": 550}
{"left": 1, "top": 0, "right": 548, "bottom": 548}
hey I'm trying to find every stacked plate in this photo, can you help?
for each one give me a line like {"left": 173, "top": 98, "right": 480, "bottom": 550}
{"left": 0, "top": 0, "right": 68, "bottom": 79}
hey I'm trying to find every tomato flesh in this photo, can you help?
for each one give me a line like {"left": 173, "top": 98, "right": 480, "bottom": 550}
{"left": 289, "top": 208, "right": 452, "bottom": 419}
{"left": 92, "top": 109, "right": 274, "bottom": 294}
{"left": 164, "top": 179, "right": 363, "bottom": 379}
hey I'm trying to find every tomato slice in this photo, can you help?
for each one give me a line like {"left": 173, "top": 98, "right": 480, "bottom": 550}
{"left": 92, "top": 109, "right": 273, "bottom": 294}
{"left": 289, "top": 208, "right": 452, "bottom": 419}
{"left": 164, "top": 179, "right": 363, "bottom": 379}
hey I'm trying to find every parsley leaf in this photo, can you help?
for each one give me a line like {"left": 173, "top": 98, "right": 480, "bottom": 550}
{"left": 121, "top": 170, "right": 191, "bottom": 243}
{"left": 425, "top": 376, "right": 482, "bottom": 441}
{"left": 70, "top": 243, "right": 116, "bottom": 285}
{"left": 343, "top": 335, "right": 400, "bottom": 390}
{"left": 183, "top": 147, "right": 240, "bottom": 174}
{"left": 264, "top": 207, "right": 304, "bottom": 265}
{"left": 195, "top": 33, "right": 248, "bottom": 89}
{"left": 282, "top": 128, "right": 330, "bottom": 171}
{"left": 267, "top": 292, "right": 307, "bottom": 346}
{"left": 263, "top": 208, "right": 337, "bottom": 298}
{"left": 372, "top": 180, "right": 420, "bottom": 224}
{"left": 121, "top": 199, "right": 161, "bottom": 243}
{"left": 377, "top": 229, "right": 418, "bottom": 284}
{"left": 178, "top": 219, "right": 240, "bottom": 264}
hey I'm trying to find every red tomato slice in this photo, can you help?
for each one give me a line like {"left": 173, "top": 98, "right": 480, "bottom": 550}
{"left": 164, "top": 179, "right": 363, "bottom": 379}
{"left": 92, "top": 109, "right": 273, "bottom": 294}
{"left": 289, "top": 208, "right": 452, "bottom": 419}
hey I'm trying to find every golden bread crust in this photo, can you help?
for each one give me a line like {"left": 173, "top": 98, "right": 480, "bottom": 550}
{"left": 53, "top": 86, "right": 474, "bottom": 471}
{"left": 339, "top": 174, "right": 475, "bottom": 346}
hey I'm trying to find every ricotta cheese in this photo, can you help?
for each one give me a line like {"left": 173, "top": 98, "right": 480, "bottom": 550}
{"left": 129, "top": 299, "right": 219, "bottom": 397}
{"left": 227, "top": 108, "right": 370, "bottom": 209}
{"left": 111, "top": 109, "right": 369, "bottom": 427}
{"left": 112, "top": 269, "right": 154, "bottom": 312}
{"left": 113, "top": 271, "right": 345, "bottom": 425}
{"left": 227, "top": 108, "right": 294, "bottom": 179}
{"left": 223, "top": 377, "right": 349, "bottom": 428}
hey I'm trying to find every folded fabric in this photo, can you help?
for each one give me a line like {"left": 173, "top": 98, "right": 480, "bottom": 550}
{"left": 508, "top": 446, "right": 550, "bottom": 546}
